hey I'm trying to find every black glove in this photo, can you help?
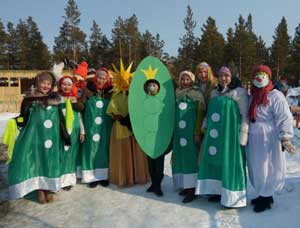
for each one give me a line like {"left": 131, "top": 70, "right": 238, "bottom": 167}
{"left": 119, "top": 115, "right": 132, "bottom": 132}
{"left": 48, "top": 92, "right": 60, "bottom": 100}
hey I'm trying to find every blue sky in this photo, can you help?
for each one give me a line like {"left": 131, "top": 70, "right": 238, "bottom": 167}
{"left": 1, "top": 0, "right": 300, "bottom": 56}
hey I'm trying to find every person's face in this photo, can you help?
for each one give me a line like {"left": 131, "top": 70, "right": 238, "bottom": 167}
{"left": 97, "top": 75, "right": 107, "bottom": 86}
{"left": 38, "top": 80, "right": 52, "bottom": 94}
{"left": 197, "top": 69, "right": 208, "bottom": 83}
{"left": 180, "top": 74, "right": 193, "bottom": 89}
{"left": 147, "top": 82, "right": 159, "bottom": 95}
{"left": 61, "top": 80, "right": 73, "bottom": 93}
{"left": 252, "top": 72, "right": 269, "bottom": 88}
{"left": 219, "top": 72, "right": 232, "bottom": 87}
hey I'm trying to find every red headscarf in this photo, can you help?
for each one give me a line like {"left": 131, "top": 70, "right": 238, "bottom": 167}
{"left": 93, "top": 68, "right": 112, "bottom": 90}
{"left": 249, "top": 65, "right": 273, "bottom": 122}
{"left": 58, "top": 75, "right": 78, "bottom": 97}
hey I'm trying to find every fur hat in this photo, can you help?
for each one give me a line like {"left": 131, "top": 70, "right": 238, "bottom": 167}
{"left": 179, "top": 70, "right": 195, "bottom": 83}
{"left": 73, "top": 61, "right": 88, "bottom": 80}
{"left": 35, "top": 71, "right": 55, "bottom": 87}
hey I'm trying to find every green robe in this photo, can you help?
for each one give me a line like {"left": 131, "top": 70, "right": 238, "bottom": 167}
{"left": 81, "top": 96, "right": 112, "bottom": 183}
{"left": 8, "top": 104, "right": 61, "bottom": 199}
{"left": 59, "top": 103, "right": 80, "bottom": 187}
{"left": 196, "top": 96, "right": 247, "bottom": 207}
{"left": 172, "top": 96, "right": 199, "bottom": 189}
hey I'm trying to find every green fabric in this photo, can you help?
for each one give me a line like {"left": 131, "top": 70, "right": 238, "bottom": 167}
{"left": 8, "top": 104, "right": 61, "bottom": 186}
{"left": 81, "top": 96, "right": 112, "bottom": 171}
{"left": 198, "top": 96, "right": 246, "bottom": 191}
{"left": 129, "top": 56, "right": 175, "bottom": 159}
{"left": 2, "top": 118, "right": 18, "bottom": 164}
{"left": 59, "top": 103, "right": 80, "bottom": 176}
{"left": 172, "top": 96, "right": 198, "bottom": 174}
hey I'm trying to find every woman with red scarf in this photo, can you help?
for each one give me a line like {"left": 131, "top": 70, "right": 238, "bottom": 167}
{"left": 80, "top": 68, "right": 113, "bottom": 188}
{"left": 57, "top": 76, "right": 85, "bottom": 191}
{"left": 247, "top": 65, "right": 295, "bottom": 213}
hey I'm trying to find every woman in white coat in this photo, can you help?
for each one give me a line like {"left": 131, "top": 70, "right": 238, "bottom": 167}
{"left": 247, "top": 65, "right": 295, "bottom": 213}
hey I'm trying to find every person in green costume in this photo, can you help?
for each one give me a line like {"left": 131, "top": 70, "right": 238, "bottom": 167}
{"left": 57, "top": 75, "right": 85, "bottom": 191}
{"left": 80, "top": 68, "right": 113, "bottom": 188}
{"left": 172, "top": 70, "right": 205, "bottom": 203}
{"left": 8, "top": 71, "right": 71, "bottom": 204}
{"left": 196, "top": 66, "right": 249, "bottom": 208}
{"left": 143, "top": 79, "right": 172, "bottom": 197}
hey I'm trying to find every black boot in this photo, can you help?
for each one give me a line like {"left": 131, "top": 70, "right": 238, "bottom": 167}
{"left": 62, "top": 186, "right": 72, "bottom": 191}
{"left": 251, "top": 196, "right": 262, "bottom": 205}
{"left": 153, "top": 185, "right": 164, "bottom": 197}
{"left": 178, "top": 189, "right": 188, "bottom": 196}
{"left": 88, "top": 182, "right": 98, "bottom": 188}
{"left": 251, "top": 196, "right": 274, "bottom": 205}
{"left": 99, "top": 180, "right": 109, "bottom": 187}
{"left": 146, "top": 185, "right": 154, "bottom": 193}
{"left": 208, "top": 194, "right": 221, "bottom": 202}
{"left": 253, "top": 196, "right": 272, "bottom": 213}
{"left": 182, "top": 188, "right": 196, "bottom": 203}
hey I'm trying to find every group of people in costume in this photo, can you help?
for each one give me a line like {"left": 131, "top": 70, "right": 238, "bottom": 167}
{"left": 5, "top": 56, "right": 296, "bottom": 213}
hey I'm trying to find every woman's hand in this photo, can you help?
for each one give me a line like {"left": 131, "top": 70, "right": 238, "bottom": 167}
{"left": 80, "top": 134, "right": 85, "bottom": 143}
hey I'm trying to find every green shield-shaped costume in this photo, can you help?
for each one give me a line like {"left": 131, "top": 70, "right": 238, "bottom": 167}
{"left": 129, "top": 56, "right": 175, "bottom": 159}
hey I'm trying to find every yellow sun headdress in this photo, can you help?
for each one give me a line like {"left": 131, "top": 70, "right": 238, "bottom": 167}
{"left": 112, "top": 59, "right": 134, "bottom": 93}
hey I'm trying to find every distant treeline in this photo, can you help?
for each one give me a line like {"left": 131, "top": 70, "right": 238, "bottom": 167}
{"left": 0, "top": 0, "right": 300, "bottom": 85}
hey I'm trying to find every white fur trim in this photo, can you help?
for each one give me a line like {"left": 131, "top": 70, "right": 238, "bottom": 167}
{"left": 195, "top": 179, "right": 247, "bottom": 207}
{"left": 9, "top": 176, "right": 60, "bottom": 200}
{"left": 60, "top": 173, "right": 77, "bottom": 188}
{"left": 81, "top": 168, "right": 108, "bottom": 183}
{"left": 173, "top": 173, "right": 197, "bottom": 188}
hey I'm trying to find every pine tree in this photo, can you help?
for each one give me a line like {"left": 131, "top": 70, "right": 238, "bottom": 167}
{"left": 15, "top": 19, "right": 30, "bottom": 69}
{"left": 111, "top": 14, "right": 142, "bottom": 68}
{"left": 224, "top": 27, "right": 239, "bottom": 76}
{"left": 140, "top": 30, "right": 165, "bottom": 59}
{"left": 88, "top": 20, "right": 112, "bottom": 68}
{"left": 196, "top": 16, "right": 225, "bottom": 73}
{"left": 177, "top": 5, "right": 197, "bottom": 73}
{"left": 0, "top": 20, "right": 8, "bottom": 69}
{"left": 256, "top": 35, "right": 269, "bottom": 65}
{"left": 53, "top": 0, "right": 87, "bottom": 62}
{"left": 290, "top": 23, "right": 300, "bottom": 86}
{"left": 26, "top": 17, "right": 50, "bottom": 69}
{"left": 270, "top": 17, "right": 291, "bottom": 80}
{"left": 230, "top": 15, "right": 257, "bottom": 81}
{"left": 6, "top": 22, "right": 18, "bottom": 69}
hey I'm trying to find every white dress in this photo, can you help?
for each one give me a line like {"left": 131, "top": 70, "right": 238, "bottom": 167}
{"left": 247, "top": 89, "right": 294, "bottom": 197}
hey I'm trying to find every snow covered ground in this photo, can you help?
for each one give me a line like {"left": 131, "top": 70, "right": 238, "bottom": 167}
{"left": 1, "top": 113, "right": 300, "bottom": 228}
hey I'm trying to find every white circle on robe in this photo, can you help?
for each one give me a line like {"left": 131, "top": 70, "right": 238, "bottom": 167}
{"left": 93, "top": 134, "right": 101, "bottom": 142}
{"left": 209, "top": 129, "right": 219, "bottom": 138}
{"left": 95, "top": 117, "right": 103, "bottom": 125}
{"left": 180, "top": 138, "right": 187, "bottom": 146}
{"left": 179, "top": 120, "right": 186, "bottom": 129}
{"left": 43, "top": 120, "right": 53, "bottom": 129}
{"left": 178, "top": 102, "right": 187, "bottom": 110}
{"left": 211, "top": 113, "right": 220, "bottom": 122}
{"left": 44, "top": 139, "right": 53, "bottom": 149}
{"left": 96, "top": 101, "right": 104, "bottom": 108}
{"left": 209, "top": 146, "right": 217, "bottom": 155}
